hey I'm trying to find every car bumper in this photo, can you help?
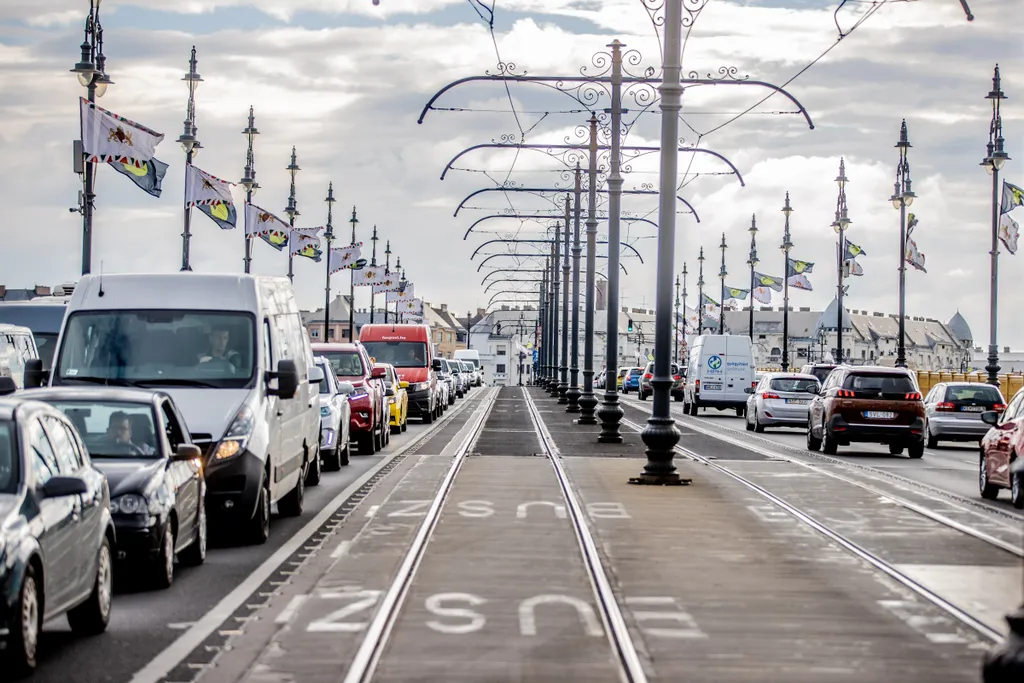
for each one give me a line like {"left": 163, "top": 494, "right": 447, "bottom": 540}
{"left": 760, "top": 402, "right": 810, "bottom": 424}
{"left": 408, "top": 388, "right": 431, "bottom": 416}
{"left": 829, "top": 414, "right": 925, "bottom": 443}
{"left": 111, "top": 515, "right": 167, "bottom": 559}
{"left": 929, "top": 416, "right": 990, "bottom": 440}
{"left": 203, "top": 448, "right": 266, "bottom": 523}
{"left": 348, "top": 397, "right": 373, "bottom": 434}
{"left": 692, "top": 394, "right": 746, "bottom": 409}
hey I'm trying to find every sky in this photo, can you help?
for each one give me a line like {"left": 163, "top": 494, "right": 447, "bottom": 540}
{"left": 1, "top": 0, "right": 1023, "bottom": 349}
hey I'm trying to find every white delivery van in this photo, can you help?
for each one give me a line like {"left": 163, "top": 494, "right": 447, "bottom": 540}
{"left": 29, "top": 273, "right": 324, "bottom": 545}
{"left": 453, "top": 349, "right": 483, "bottom": 386}
{"left": 683, "top": 334, "right": 755, "bottom": 416}
{"left": 0, "top": 324, "right": 39, "bottom": 389}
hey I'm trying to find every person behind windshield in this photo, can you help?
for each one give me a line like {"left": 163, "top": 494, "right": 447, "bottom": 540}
{"left": 101, "top": 411, "right": 150, "bottom": 455}
{"left": 199, "top": 326, "right": 241, "bottom": 368}
{"left": 405, "top": 345, "right": 424, "bottom": 366}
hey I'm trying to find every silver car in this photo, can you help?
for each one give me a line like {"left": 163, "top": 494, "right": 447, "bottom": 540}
{"left": 745, "top": 373, "right": 820, "bottom": 432}
{"left": 315, "top": 357, "right": 352, "bottom": 470}
{"left": 923, "top": 381, "right": 1006, "bottom": 448}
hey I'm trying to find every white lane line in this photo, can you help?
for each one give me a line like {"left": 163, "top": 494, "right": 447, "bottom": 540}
{"left": 330, "top": 540, "right": 352, "bottom": 559}
{"left": 129, "top": 392, "right": 484, "bottom": 683}
{"left": 275, "top": 595, "right": 310, "bottom": 625}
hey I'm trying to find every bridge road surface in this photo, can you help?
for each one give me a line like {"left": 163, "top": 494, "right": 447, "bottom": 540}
{"left": 135, "top": 385, "right": 994, "bottom": 683}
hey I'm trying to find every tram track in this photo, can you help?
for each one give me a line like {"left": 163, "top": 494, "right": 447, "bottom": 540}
{"left": 342, "top": 386, "right": 647, "bottom": 683}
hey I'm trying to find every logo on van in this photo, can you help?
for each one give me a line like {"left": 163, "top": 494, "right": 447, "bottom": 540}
{"left": 708, "top": 355, "right": 722, "bottom": 370}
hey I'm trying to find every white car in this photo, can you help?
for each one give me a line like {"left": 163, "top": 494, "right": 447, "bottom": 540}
{"left": 744, "top": 372, "right": 820, "bottom": 432}
{"left": 315, "top": 356, "right": 351, "bottom": 469}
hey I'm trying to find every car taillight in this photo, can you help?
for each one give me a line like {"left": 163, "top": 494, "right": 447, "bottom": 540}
{"left": 936, "top": 402, "right": 955, "bottom": 411}
{"left": 644, "top": 373, "right": 652, "bottom": 380}
{"left": 752, "top": 381, "right": 758, "bottom": 388}
{"left": 762, "top": 392, "right": 780, "bottom": 400}
{"left": 905, "top": 392, "right": 922, "bottom": 400}
{"left": 837, "top": 389, "right": 854, "bottom": 398}
{"left": 695, "top": 380, "right": 700, "bottom": 390}
{"left": 993, "top": 403, "right": 1007, "bottom": 411}
{"left": 673, "top": 375, "right": 681, "bottom": 381}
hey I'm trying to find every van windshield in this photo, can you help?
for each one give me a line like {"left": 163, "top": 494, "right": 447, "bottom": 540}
{"left": 54, "top": 310, "right": 256, "bottom": 389}
{"left": 0, "top": 420, "right": 18, "bottom": 494}
{"left": 362, "top": 341, "right": 427, "bottom": 368}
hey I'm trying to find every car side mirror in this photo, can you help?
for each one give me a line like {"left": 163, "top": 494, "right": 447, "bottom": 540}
{"left": 371, "top": 366, "right": 386, "bottom": 379}
{"left": 981, "top": 411, "right": 999, "bottom": 426}
{"left": 0, "top": 376, "right": 16, "bottom": 396}
{"left": 40, "top": 476, "right": 88, "bottom": 499}
{"left": 337, "top": 381, "right": 355, "bottom": 395}
{"left": 269, "top": 359, "right": 299, "bottom": 399}
{"left": 172, "top": 444, "right": 203, "bottom": 462}
{"left": 385, "top": 387, "right": 396, "bottom": 397}
{"left": 308, "top": 366, "right": 325, "bottom": 383}
{"left": 432, "top": 359, "right": 442, "bottom": 371}
{"left": 24, "top": 359, "right": 47, "bottom": 389}
{"left": 399, "top": 380, "right": 409, "bottom": 389}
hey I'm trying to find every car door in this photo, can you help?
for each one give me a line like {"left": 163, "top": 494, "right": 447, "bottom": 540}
{"left": 26, "top": 416, "right": 79, "bottom": 612}
{"left": 988, "top": 392, "right": 1023, "bottom": 487}
{"left": 161, "top": 398, "right": 201, "bottom": 550}
{"left": 264, "top": 318, "right": 288, "bottom": 494}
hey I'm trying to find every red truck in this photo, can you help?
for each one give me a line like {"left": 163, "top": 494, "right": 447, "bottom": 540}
{"left": 312, "top": 342, "right": 389, "bottom": 454}
{"left": 359, "top": 324, "right": 440, "bottom": 423}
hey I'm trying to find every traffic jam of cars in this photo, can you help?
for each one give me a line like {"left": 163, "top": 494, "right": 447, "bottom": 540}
{"left": 0, "top": 273, "right": 483, "bottom": 676}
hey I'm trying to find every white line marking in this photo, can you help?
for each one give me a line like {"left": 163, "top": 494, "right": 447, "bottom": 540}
{"left": 275, "top": 595, "right": 310, "bottom": 625}
{"left": 330, "top": 540, "right": 352, "bottom": 559}
{"left": 128, "top": 392, "right": 484, "bottom": 683}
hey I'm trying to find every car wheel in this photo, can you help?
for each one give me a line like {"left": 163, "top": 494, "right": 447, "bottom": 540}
{"left": 149, "top": 522, "right": 176, "bottom": 589}
{"left": 639, "top": 390, "right": 647, "bottom": 401}
{"left": 359, "top": 431, "right": 376, "bottom": 454}
{"left": 305, "top": 445, "right": 322, "bottom": 486}
{"left": 735, "top": 407, "right": 745, "bottom": 418}
{"left": 980, "top": 451, "right": 1000, "bottom": 500}
{"left": 67, "top": 537, "right": 112, "bottom": 635}
{"left": 179, "top": 505, "right": 207, "bottom": 567}
{"left": 339, "top": 443, "right": 350, "bottom": 466}
{"left": 8, "top": 564, "right": 40, "bottom": 676}
{"left": 673, "top": 393, "right": 683, "bottom": 402}
{"left": 278, "top": 462, "right": 305, "bottom": 517}
{"left": 246, "top": 468, "right": 272, "bottom": 544}
{"left": 889, "top": 444, "right": 905, "bottom": 456}
{"left": 926, "top": 428, "right": 938, "bottom": 450}
{"left": 323, "top": 447, "right": 341, "bottom": 472}
{"left": 753, "top": 410, "right": 765, "bottom": 434}
{"left": 689, "top": 400, "right": 699, "bottom": 416}
{"left": 423, "top": 407, "right": 433, "bottom": 424}
{"left": 806, "top": 422, "right": 822, "bottom": 451}
{"left": 1011, "top": 455, "right": 1024, "bottom": 509}
{"left": 821, "top": 426, "right": 839, "bottom": 455}
{"left": 745, "top": 410, "right": 754, "bottom": 432}
{"left": 907, "top": 440, "right": 924, "bottom": 459}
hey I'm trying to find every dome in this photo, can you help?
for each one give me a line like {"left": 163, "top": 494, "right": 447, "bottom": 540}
{"left": 947, "top": 310, "right": 973, "bottom": 343}
{"left": 816, "top": 297, "right": 852, "bottom": 333}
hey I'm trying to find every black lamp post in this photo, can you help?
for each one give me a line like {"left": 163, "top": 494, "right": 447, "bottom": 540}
{"left": 780, "top": 192, "right": 794, "bottom": 371}
{"left": 718, "top": 233, "right": 727, "bottom": 335}
{"left": 697, "top": 247, "right": 705, "bottom": 336}
{"left": 240, "top": 107, "right": 260, "bottom": 274}
{"left": 70, "top": 0, "right": 113, "bottom": 276}
{"left": 177, "top": 46, "right": 202, "bottom": 272}
{"left": 284, "top": 147, "right": 300, "bottom": 283}
{"left": 369, "top": 225, "right": 379, "bottom": 323}
{"left": 383, "top": 240, "right": 392, "bottom": 323}
{"left": 680, "top": 263, "right": 688, "bottom": 364}
{"left": 747, "top": 215, "right": 758, "bottom": 342}
{"left": 833, "top": 159, "right": 851, "bottom": 364}
{"left": 674, "top": 274, "right": 681, "bottom": 362}
{"left": 981, "top": 65, "right": 1010, "bottom": 387}
{"left": 891, "top": 120, "right": 916, "bottom": 368}
{"left": 348, "top": 207, "right": 358, "bottom": 342}
{"left": 322, "top": 183, "right": 336, "bottom": 341}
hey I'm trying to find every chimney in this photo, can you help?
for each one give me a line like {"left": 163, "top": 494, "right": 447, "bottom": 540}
{"left": 34, "top": 285, "right": 51, "bottom": 296}
{"left": 440, "top": 303, "right": 448, "bottom": 312}
{"left": 1004, "top": 346, "right": 1010, "bottom": 353}
{"left": 0, "top": 286, "right": 5, "bottom": 299}
{"left": 476, "top": 308, "right": 486, "bottom": 317}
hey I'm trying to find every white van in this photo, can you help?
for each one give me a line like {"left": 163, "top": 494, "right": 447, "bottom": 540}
{"left": 29, "top": 273, "right": 324, "bottom": 545}
{"left": 0, "top": 324, "right": 39, "bottom": 389}
{"left": 683, "top": 334, "right": 755, "bottom": 416}
{"left": 453, "top": 349, "right": 483, "bottom": 386}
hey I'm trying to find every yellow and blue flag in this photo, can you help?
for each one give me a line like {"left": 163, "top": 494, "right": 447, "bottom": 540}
{"left": 196, "top": 201, "right": 236, "bottom": 231}
{"left": 843, "top": 240, "right": 866, "bottom": 260}
{"left": 1002, "top": 181, "right": 1024, "bottom": 215}
{"left": 786, "top": 258, "right": 814, "bottom": 276}
{"left": 107, "top": 157, "right": 168, "bottom": 198}
{"left": 753, "top": 272, "right": 784, "bottom": 292}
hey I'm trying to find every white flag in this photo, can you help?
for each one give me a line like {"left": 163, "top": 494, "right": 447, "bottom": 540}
{"left": 399, "top": 298, "right": 424, "bottom": 315}
{"left": 386, "top": 284, "right": 415, "bottom": 302}
{"left": 372, "top": 273, "right": 403, "bottom": 294}
{"left": 185, "top": 164, "right": 234, "bottom": 207}
{"left": 355, "top": 265, "right": 388, "bottom": 287}
{"left": 80, "top": 98, "right": 164, "bottom": 165}
{"left": 752, "top": 286, "right": 772, "bottom": 305}
{"left": 244, "top": 203, "right": 290, "bottom": 242}
{"left": 846, "top": 258, "right": 864, "bottom": 277}
{"left": 684, "top": 306, "right": 700, "bottom": 334}
{"left": 289, "top": 227, "right": 322, "bottom": 260}
{"left": 999, "top": 212, "right": 1019, "bottom": 255}
{"left": 904, "top": 236, "right": 927, "bottom": 273}
{"left": 788, "top": 273, "right": 813, "bottom": 291}
{"left": 329, "top": 244, "right": 362, "bottom": 274}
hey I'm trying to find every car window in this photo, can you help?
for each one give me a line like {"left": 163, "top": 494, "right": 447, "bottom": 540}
{"left": 44, "top": 416, "right": 81, "bottom": 474}
{"left": 770, "top": 377, "right": 819, "bottom": 393}
{"left": 845, "top": 373, "right": 916, "bottom": 393}
{"left": 1003, "top": 392, "right": 1024, "bottom": 423}
{"left": 322, "top": 351, "right": 365, "bottom": 377}
{"left": 0, "top": 420, "right": 19, "bottom": 494}
{"left": 47, "top": 400, "right": 159, "bottom": 459}
{"left": 263, "top": 320, "right": 273, "bottom": 370}
{"left": 28, "top": 418, "right": 58, "bottom": 487}
{"left": 161, "top": 400, "right": 187, "bottom": 451}
{"left": 945, "top": 385, "right": 1003, "bottom": 403}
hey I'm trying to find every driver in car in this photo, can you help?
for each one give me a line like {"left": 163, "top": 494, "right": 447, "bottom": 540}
{"left": 103, "top": 412, "right": 152, "bottom": 455}
{"left": 198, "top": 327, "right": 241, "bottom": 368}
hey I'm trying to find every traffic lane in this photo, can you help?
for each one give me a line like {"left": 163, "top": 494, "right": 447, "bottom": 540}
{"left": 30, "top": 427, "right": 432, "bottom": 683}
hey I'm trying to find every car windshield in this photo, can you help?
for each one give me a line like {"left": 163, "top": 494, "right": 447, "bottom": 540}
{"left": 34, "top": 332, "right": 58, "bottom": 367}
{"left": 361, "top": 341, "right": 428, "bottom": 368}
{"left": 629, "top": 369, "right": 642, "bottom": 377}
{"left": 318, "top": 366, "right": 333, "bottom": 394}
{"left": 946, "top": 385, "right": 1003, "bottom": 402}
{"left": 0, "top": 420, "right": 18, "bottom": 494}
{"left": 770, "top": 377, "right": 819, "bottom": 393}
{"left": 46, "top": 401, "right": 159, "bottom": 459}
{"left": 55, "top": 310, "right": 256, "bottom": 389}
{"left": 845, "top": 373, "right": 916, "bottom": 393}
{"left": 808, "top": 366, "right": 835, "bottom": 383}
{"left": 322, "top": 351, "right": 365, "bottom": 378}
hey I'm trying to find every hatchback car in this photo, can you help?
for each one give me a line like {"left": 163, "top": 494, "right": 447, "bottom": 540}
{"left": 806, "top": 366, "right": 925, "bottom": 458}
{"left": 745, "top": 373, "right": 820, "bottom": 432}
{"left": 376, "top": 362, "right": 409, "bottom": 433}
{"left": 638, "top": 362, "right": 684, "bottom": 401}
{"left": 0, "top": 383, "right": 115, "bottom": 675}
{"left": 30, "top": 387, "right": 206, "bottom": 589}
{"left": 924, "top": 382, "right": 1006, "bottom": 448}
{"left": 979, "top": 387, "right": 1024, "bottom": 508}
{"left": 622, "top": 367, "right": 643, "bottom": 394}
{"left": 314, "top": 357, "right": 351, "bottom": 470}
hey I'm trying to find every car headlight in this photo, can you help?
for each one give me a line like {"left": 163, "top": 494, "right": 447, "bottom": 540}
{"left": 347, "top": 389, "right": 368, "bottom": 401}
{"left": 410, "top": 381, "right": 430, "bottom": 392}
{"left": 110, "top": 493, "right": 149, "bottom": 515}
{"left": 321, "top": 405, "right": 332, "bottom": 417}
{"left": 213, "top": 404, "right": 255, "bottom": 461}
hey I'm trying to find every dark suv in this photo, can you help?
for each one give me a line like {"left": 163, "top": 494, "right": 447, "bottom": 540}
{"left": 806, "top": 365, "right": 926, "bottom": 458}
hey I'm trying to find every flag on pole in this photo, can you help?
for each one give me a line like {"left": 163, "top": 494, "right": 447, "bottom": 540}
{"left": 845, "top": 259, "right": 864, "bottom": 277}
{"left": 752, "top": 286, "right": 772, "bottom": 305}
{"left": 289, "top": 227, "right": 322, "bottom": 261}
{"left": 80, "top": 98, "right": 164, "bottom": 165}
{"left": 683, "top": 306, "right": 700, "bottom": 334}
{"left": 752, "top": 272, "right": 784, "bottom": 292}
{"left": 724, "top": 286, "right": 749, "bottom": 301}
{"left": 999, "top": 213, "right": 1019, "bottom": 255}
{"left": 787, "top": 258, "right": 814, "bottom": 275}
{"left": 185, "top": 165, "right": 237, "bottom": 230}
{"left": 843, "top": 240, "right": 867, "bottom": 260}
{"left": 107, "top": 157, "right": 168, "bottom": 197}
{"left": 701, "top": 293, "right": 721, "bottom": 321}
{"left": 905, "top": 236, "right": 927, "bottom": 272}
{"left": 244, "top": 204, "right": 290, "bottom": 247}
{"left": 328, "top": 244, "right": 362, "bottom": 274}
{"left": 1001, "top": 180, "right": 1024, "bottom": 214}
{"left": 372, "top": 273, "right": 403, "bottom": 294}
{"left": 399, "top": 298, "right": 424, "bottom": 315}
{"left": 354, "top": 266, "right": 388, "bottom": 287}
{"left": 788, "top": 273, "right": 813, "bottom": 291}
{"left": 386, "top": 284, "right": 415, "bottom": 302}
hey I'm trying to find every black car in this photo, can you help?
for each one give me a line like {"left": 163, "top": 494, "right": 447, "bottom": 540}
{"left": 29, "top": 387, "right": 206, "bottom": 590}
{"left": 0, "top": 379, "right": 115, "bottom": 676}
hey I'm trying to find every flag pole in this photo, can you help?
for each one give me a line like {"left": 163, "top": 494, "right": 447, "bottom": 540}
{"left": 348, "top": 207, "right": 358, "bottom": 341}
{"left": 241, "top": 106, "right": 259, "bottom": 274}
{"left": 369, "top": 225, "right": 379, "bottom": 324}
{"left": 285, "top": 147, "right": 300, "bottom": 283}
{"left": 323, "top": 184, "right": 336, "bottom": 340}
{"left": 177, "top": 46, "right": 201, "bottom": 272}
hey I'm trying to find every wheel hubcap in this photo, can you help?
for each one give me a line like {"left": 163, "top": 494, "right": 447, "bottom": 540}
{"left": 163, "top": 527, "right": 174, "bottom": 581}
{"left": 22, "top": 575, "right": 38, "bottom": 661}
{"left": 1013, "top": 471, "right": 1020, "bottom": 499}
{"left": 97, "top": 545, "right": 112, "bottom": 619}
{"left": 198, "top": 509, "right": 207, "bottom": 558}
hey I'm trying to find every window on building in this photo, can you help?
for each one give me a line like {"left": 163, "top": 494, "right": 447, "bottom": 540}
{"left": 497, "top": 347, "right": 507, "bottom": 356}
{"left": 328, "top": 328, "right": 335, "bottom": 339}
{"left": 496, "top": 364, "right": 506, "bottom": 374}
{"left": 310, "top": 328, "right": 320, "bottom": 339}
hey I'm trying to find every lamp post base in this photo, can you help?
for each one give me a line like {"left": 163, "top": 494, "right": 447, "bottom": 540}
{"left": 596, "top": 392, "right": 623, "bottom": 443}
{"left": 578, "top": 376, "right": 598, "bottom": 424}
{"left": 636, "top": 415, "right": 685, "bottom": 484}
{"left": 547, "top": 376, "right": 559, "bottom": 395}
{"left": 565, "top": 387, "right": 581, "bottom": 413}
{"left": 557, "top": 378, "right": 569, "bottom": 404}
{"left": 986, "top": 347, "right": 1001, "bottom": 387}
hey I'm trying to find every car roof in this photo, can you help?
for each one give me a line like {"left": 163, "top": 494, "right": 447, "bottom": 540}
{"left": 844, "top": 365, "right": 913, "bottom": 375}
{"left": 0, "top": 397, "right": 72, "bottom": 422}
{"left": 25, "top": 387, "right": 164, "bottom": 404}
{"left": 311, "top": 342, "right": 359, "bottom": 351}
{"left": 766, "top": 373, "right": 819, "bottom": 380}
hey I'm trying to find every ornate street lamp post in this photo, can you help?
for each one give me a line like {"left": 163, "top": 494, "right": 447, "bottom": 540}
{"left": 240, "top": 107, "right": 260, "bottom": 274}
{"left": 680, "top": 263, "right": 688, "bottom": 363}
{"left": 718, "top": 233, "right": 727, "bottom": 335}
{"left": 383, "top": 240, "right": 392, "bottom": 323}
{"left": 780, "top": 192, "right": 794, "bottom": 371}
{"left": 284, "top": 147, "right": 300, "bottom": 283}
{"left": 674, "top": 274, "right": 681, "bottom": 362}
{"left": 369, "top": 225, "right": 379, "bottom": 323}
{"left": 833, "top": 158, "right": 852, "bottom": 364}
{"left": 747, "top": 215, "right": 758, "bottom": 342}
{"left": 891, "top": 120, "right": 916, "bottom": 368}
{"left": 70, "top": 0, "right": 113, "bottom": 275}
{"left": 981, "top": 65, "right": 1010, "bottom": 387}
{"left": 322, "top": 183, "right": 336, "bottom": 340}
{"left": 697, "top": 247, "right": 705, "bottom": 336}
{"left": 177, "top": 46, "right": 202, "bottom": 272}
{"left": 348, "top": 207, "right": 359, "bottom": 341}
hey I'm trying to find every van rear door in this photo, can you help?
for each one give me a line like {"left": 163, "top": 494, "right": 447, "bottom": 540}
{"left": 724, "top": 336, "right": 753, "bottom": 403}
{"left": 698, "top": 337, "right": 728, "bottom": 398}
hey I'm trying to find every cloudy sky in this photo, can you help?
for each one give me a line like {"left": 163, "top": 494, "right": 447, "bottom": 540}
{"left": 1, "top": 0, "right": 1022, "bottom": 348}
